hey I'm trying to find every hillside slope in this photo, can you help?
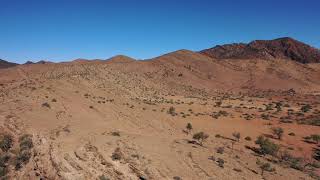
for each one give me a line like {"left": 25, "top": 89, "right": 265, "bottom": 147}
{"left": 200, "top": 37, "right": 320, "bottom": 63}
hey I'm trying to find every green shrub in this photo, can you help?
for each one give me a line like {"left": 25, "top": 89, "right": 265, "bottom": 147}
{"left": 256, "top": 159, "right": 275, "bottom": 175}
{"left": 271, "top": 127, "right": 284, "bottom": 140}
{"left": 301, "top": 104, "right": 311, "bottom": 113}
{"left": 193, "top": 132, "right": 209, "bottom": 146}
{"left": 0, "top": 134, "right": 13, "bottom": 152}
{"left": 255, "top": 136, "right": 279, "bottom": 156}
{"left": 15, "top": 150, "right": 32, "bottom": 170}
{"left": 19, "top": 134, "right": 33, "bottom": 151}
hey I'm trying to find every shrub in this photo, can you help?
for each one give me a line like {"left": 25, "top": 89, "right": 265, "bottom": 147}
{"left": 168, "top": 107, "right": 176, "bottom": 116}
{"left": 261, "top": 114, "right": 270, "bottom": 120}
{"left": 279, "top": 151, "right": 304, "bottom": 171}
{"left": 0, "top": 134, "right": 13, "bottom": 152}
{"left": 111, "top": 147, "right": 123, "bottom": 161}
{"left": 193, "top": 132, "right": 209, "bottom": 146}
{"left": 19, "top": 134, "right": 33, "bottom": 151}
{"left": 15, "top": 150, "right": 32, "bottom": 170}
{"left": 111, "top": 131, "right": 120, "bottom": 137}
{"left": 232, "top": 132, "right": 240, "bottom": 142}
{"left": 256, "top": 159, "right": 275, "bottom": 176}
{"left": 215, "top": 101, "right": 222, "bottom": 107}
{"left": 301, "top": 104, "right": 311, "bottom": 113}
{"left": 52, "top": 98, "right": 57, "bottom": 102}
{"left": 217, "top": 158, "right": 224, "bottom": 168}
{"left": 245, "top": 136, "right": 252, "bottom": 141}
{"left": 288, "top": 132, "right": 295, "bottom": 136}
{"left": 41, "top": 102, "right": 50, "bottom": 108}
{"left": 186, "top": 123, "right": 193, "bottom": 134}
{"left": 0, "top": 166, "right": 8, "bottom": 177}
{"left": 271, "top": 127, "right": 284, "bottom": 140}
{"left": 255, "top": 136, "right": 279, "bottom": 156}
{"left": 216, "top": 147, "right": 224, "bottom": 154}
{"left": 0, "top": 153, "right": 10, "bottom": 167}
{"left": 99, "top": 175, "right": 110, "bottom": 180}
{"left": 310, "top": 134, "right": 320, "bottom": 144}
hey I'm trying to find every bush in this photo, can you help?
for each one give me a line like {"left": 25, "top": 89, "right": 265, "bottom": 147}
{"left": 279, "top": 151, "right": 303, "bottom": 170}
{"left": 168, "top": 107, "right": 176, "bottom": 116}
{"left": 19, "top": 134, "right": 33, "bottom": 151}
{"left": 111, "top": 147, "right": 123, "bottom": 161}
{"left": 41, "top": 102, "right": 50, "bottom": 108}
{"left": 310, "top": 134, "right": 320, "bottom": 144}
{"left": 255, "top": 136, "right": 279, "bottom": 156}
{"left": 111, "top": 131, "right": 120, "bottom": 137}
{"left": 216, "top": 147, "right": 224, "bottom": 154}
{"left": 245, "top": 136, "right": 252, "bottom": 141}
{"left": 99, "top": 175, "right": 110, "bottom": 180}
{"left": 271, "top": 127, "right": 284, "bottom": 140}
{"left": 193, "top": 132, "right": 209, "bottom": 146}
{"left": 0, "top": 153, "right": 10, "bottom": 167}
{"left": 256, "top": 159, "right": 275, "bottom": 175}
{"left": 0, "top": 134, "right": 13, "bottom": 152}
{"left": 301, "top": 104, "right": 311, "bottom": 113}
{"left": 15, "top": 150, "right": 32, "bottom": 170}
{"left": 288, "top": 132, "right": 295, "bottom": 136}
{"left": 232, "top": 132, "right": 240, "bottom": 142}
{"left": 217, "top": 158, "right": 224, "bottom": 168}
{"left": 186, "top": 123, "right": 193, "bottom": 134}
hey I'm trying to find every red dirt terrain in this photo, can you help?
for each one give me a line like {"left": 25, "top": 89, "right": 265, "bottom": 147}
{"left": 0, "top": 38, "right": 320, "bottom": 180}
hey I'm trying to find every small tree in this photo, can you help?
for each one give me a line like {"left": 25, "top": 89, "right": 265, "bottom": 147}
{"left": 193, "top": 132, "right": 209, "bottom": 146}
{"left": 271, "top": 127, "right": 284, "bottom": 140}
{"left": 256, "top": 159, "right": 275, "bottom": 176}
{"left": 232, "top": 132, "right": 241, "bottom": 142}
{"left": 186, "top": 123, "right": 193, "bottom": 134}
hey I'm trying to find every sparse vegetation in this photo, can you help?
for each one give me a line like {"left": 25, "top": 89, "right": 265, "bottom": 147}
{"left": 193, "top": 132, "right": 209, "bottom": 146}
{"left": 186, "top": 123, "right": 193, "bottom": 134}
{"left": 255, "top": 135, "right": 279, "bottom": 156}
{"left": 0, "top": 134, "right": 13, "bottom": 152}
{"left": 42, "top": 102, "right": 50, "bottom": 108}
{"left": 216, "top": 147, "right": 224, "bottom": 154}
{"left": 256, "top": 159, "right": 275, "bottom": 176}
{"left": 111, "top": 147, "right": 123, "bottom": 161}
{"left": 217, "top": 158, "right": 224, "bottom": 168}
{"left": 245, "top": 136, "right": 252, "bottom": 141}
{"left": 232, "top": 132, "right": 240, "bottom": 142}
{"left": 271, "top": 127, "right": 284, "bottom": 140}
{"left": 168, "top": 107, "right": 176, "bottom": 116}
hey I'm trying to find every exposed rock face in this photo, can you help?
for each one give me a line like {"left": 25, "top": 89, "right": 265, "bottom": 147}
{"left": 200, "top": 37, "right": 320, "bottom": 63}
{"left": 0, "top": 59, "right": 18, "bottom": 69}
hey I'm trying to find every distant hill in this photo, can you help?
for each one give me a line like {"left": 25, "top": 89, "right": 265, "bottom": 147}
{"left": 106, "top": 55, "right": 136, "bottom": 63}
{"left": 0, "top": 59, "right": 18, "bottom": 69}
{"left": 200, "top": 37, "right": 320, "bottom": 63}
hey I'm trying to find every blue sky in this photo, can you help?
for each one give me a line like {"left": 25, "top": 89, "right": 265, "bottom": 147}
{"left": 0, "top": 0, "right": 319, "bottom": 63}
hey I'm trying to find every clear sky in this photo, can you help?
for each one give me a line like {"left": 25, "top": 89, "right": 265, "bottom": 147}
{"left": 0, "top": 0, "right": 319, "bottom": 63}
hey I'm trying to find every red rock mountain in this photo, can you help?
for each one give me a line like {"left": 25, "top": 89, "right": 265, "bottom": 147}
{"left": 200, "top": 37, "right": 320, "bottom": 63}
